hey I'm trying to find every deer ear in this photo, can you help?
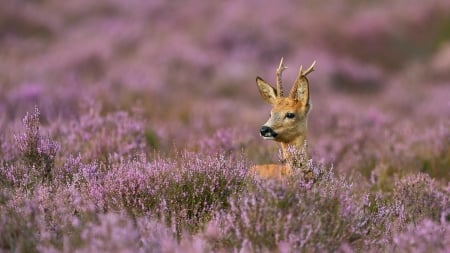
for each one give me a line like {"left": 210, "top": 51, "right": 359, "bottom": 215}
{"left": 256, "top": 77, "right": 277, "bottom": 104}
{"left": 291, "top": 76, "right": 310, "bottom": 107}
{"left": 289, "top": 61, "right": 315, "bottom": 107}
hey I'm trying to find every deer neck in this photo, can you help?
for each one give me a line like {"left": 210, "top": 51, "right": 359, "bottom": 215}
{"left": 280, "top": 134, "right": 307, "bottom": 162}
{"left": 279, "top": 133, "right": 313, "bottom": 181}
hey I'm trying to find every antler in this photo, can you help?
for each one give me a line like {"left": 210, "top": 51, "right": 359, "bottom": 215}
{"left": 276, "top": 57, "right": 288, "bottom": 97}
{"left": 289, "top": 61, "right": 316, "bottom": 100}
{"left": 297, "top": 60, "right": 316, "bottom": 78}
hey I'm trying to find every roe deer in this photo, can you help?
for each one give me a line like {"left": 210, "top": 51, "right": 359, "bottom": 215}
{"left": 251, "top": 58, "right": 316, "bottom": 180}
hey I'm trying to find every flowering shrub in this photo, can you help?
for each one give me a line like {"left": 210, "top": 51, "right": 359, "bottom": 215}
{"left": 98, "top": 150, "right": 249, "bottom": 235}
{"left": 1, "top": 0, "right": 449, "bottom": 252}
{"left": 389, "top": 219, "right": 450, "bottom": 253}
{"left": 210, "top": 167, "right": 362, "bottom": 252}
{"left": 2, "top": 107, "right": 59, "bottom": 189}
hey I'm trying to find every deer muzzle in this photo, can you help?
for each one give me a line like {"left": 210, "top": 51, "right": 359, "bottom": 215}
{"left": 260, "top": 126, "right": 278, "bottom": 139}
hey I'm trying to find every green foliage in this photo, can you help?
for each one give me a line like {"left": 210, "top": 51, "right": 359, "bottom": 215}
{"left": 144, "top": 128, "right": 159, "bottom": 150}
{"left": 0, "top": 195, "right": 39, "bottom": 253}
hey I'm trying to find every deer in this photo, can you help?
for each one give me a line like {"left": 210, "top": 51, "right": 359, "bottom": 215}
{"left": 251, "top": 58, "right": 316, "bottom": 181}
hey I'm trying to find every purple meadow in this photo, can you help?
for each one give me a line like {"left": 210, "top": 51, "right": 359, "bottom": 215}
{"left": 0, "top": 0, "right": 449, "bottom": 252}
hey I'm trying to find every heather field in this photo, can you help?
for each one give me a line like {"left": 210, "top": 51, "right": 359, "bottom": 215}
{"left": 1, "top": 0, "right": 450, "bottom": 252}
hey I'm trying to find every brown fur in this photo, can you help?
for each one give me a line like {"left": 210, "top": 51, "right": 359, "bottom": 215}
{"left": 250, "top": 164, "right": 292, "bottom": 180}
{"left": 252, "top": 59, "right": 315, "bottom": 180}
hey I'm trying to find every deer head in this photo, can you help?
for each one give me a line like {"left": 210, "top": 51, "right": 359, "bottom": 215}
{"left": 256, "top": 58, "right": 315, "bottom": 152}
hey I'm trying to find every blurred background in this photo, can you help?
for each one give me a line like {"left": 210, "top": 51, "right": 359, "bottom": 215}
{"left": 1, "top": 0, "right": 449, "bottom": 178}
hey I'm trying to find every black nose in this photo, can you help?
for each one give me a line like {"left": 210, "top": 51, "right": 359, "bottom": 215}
{"left": 260, "top": 126, "right": 277, "bottom": 138}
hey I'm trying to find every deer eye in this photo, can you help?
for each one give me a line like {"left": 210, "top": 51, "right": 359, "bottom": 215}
{"left": 285, "top": 112, "right": 295, "bottom": 119}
